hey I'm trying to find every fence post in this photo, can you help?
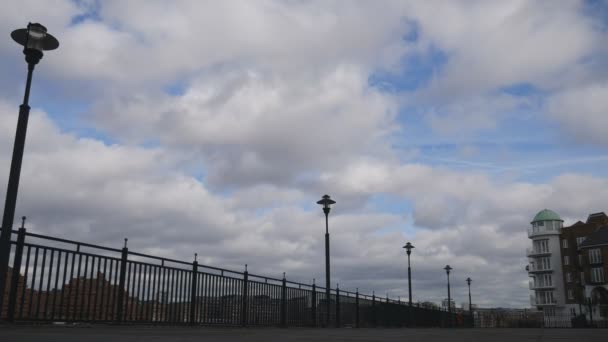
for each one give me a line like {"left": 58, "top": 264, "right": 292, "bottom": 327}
{"left": 7, "top": 217, "right": 26, "bottom": 322}
{"left": 588, "top": 297, "right": 593, "bottom": 326}
{"left": 335, "top": 284, "right": 340, "bottom": 328}
{"left": 189, "top": 254, "right": 198, "bottom": 326}
{"left": 355, "top": 289, "right": 359, "bottom": 328}
{"left": 241, "top": 264, "right": 248, "bottom": 327}
{"left": 281, "top": 272, "right": 286, "bottom": 328}
{"left": 116, "top": 238, "right": 128, "bottom": 322}
{"left": 372, "top": 292, "right": 376, "bottom": 328}
{"left": 311, "top": 279, "right": 316, "bottom": 327}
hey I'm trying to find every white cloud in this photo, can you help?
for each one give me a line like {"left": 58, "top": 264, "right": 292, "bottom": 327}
{"left": 547, "top": 82, "right": 608, "bottom": 145}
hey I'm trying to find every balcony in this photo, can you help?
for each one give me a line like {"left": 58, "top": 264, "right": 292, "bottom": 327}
{"left": 534, "top": 300, "right": 557, "bottom": 306}
{"left": 526, "top": 248, "right": 551, "bottom": 257}
{"left": 527, "top": 264, "right": 552, "bottom": 273}
{"left": 528, "top": 295, "right": 556, "bottom": 306}
{"left": 529, "top": 282, "right": 555, "bottom": 290}
{"left": 528, "top": 226, "right": 561, "bottom": 238}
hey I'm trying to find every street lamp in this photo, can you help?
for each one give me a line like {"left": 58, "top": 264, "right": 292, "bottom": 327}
{"left": 466, "top": 277, "right": 472, "bottom": 313}
{"left": 403, "top": 242, "right": 414, "bottom": 306}
{"left": 0, "top": 22, "right": 59, "bottom": 313}
{"left": 317, "top": 194, "right": 335, "bottom": 327}
{"left": 444, "top": 265, "right": 452, "bottom": 327}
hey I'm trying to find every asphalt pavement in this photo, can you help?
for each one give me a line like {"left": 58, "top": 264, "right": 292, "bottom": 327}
{"left": 0, "top": 326, "right": 605, "bottom": 341}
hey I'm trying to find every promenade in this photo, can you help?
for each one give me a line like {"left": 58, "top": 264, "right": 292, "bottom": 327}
{"left": 0, "top": 326, "right": 604, "bottom": 342}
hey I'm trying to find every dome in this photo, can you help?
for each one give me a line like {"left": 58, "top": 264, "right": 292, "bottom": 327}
{"left": 531, "top": 209, "right": 563, "bottom": 223}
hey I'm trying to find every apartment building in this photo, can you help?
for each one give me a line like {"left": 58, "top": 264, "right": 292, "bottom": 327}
{"left": 527, "top": 209, "right": 608, "bottom": 321}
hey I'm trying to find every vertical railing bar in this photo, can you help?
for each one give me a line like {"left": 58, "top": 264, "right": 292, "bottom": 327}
{"left": 63, "top": 252, "right": 74, "bottom": 320}
{"left": 79, "top": 254, "right": 89, "bottom": 321}
{"left": 92, "top": 256, "right": 101, "bottom": 321}
{"left": 209, "top": 275, "right": 215, "bottom": 325}
{"left": 195, "top": 272, "right": 200, "bottom": 324}
{"left": 176, "top": 269, "right": 183, "bottom": 324}
{"left": 73, "top": 253, "right": 83, "bottom": 321}
{"left": 126, "top": 262, "right": 134, "bottom": 321}
{"left": 86, "top": 255, "right": 94, "bottom": 321}
{"left": 181, "top": 269, "right": 185, "bottom": 324}
{"left": 51, "top": 250, "right": 62, "bottom": 321}
{"left": 230, "top": 277, "right": 235, "bottom": 325}
{"left": 154, "top": 265, "right": 161, "bottom": 322}
{"left": 43, "top": 249, "right": 55, "bottom": 320}
{"left": 110, "top": 259, "right": 118, "bottom": 320}
{"left": 148, "top": 265, "right": 156, "bottom": 322}
{"left": 141, "top": 264, "right": 148, "bottom": 322}
{"left": 167, "top": 268, "right": 174, "bottom": 323}
{"left": 195, "top": 272, "right": 201, "bottom": 324}
{"left": 27, "top": 247, "right": 39, "bottom": 318}
{"left": 205, "top": 273, "right": 211, "bottom": 324}
{"left": 217, "top": 274, "right": 223, "bottom": 325}
{"left": 162, "top": 267, "right": 168, "bottom": 322}
{"left": 98, "top": 258, "right": 107, "bottom": 321}
{"left": 211, "top": 273, "right": 216, "bottom": 325}
{"left": 203, "top": 272, "right": 208, "bottom": 324}
{"left": 106, "top": 259, "right": 114, "bottom": 321}
{"left": 35, "top": 248, "right": 47, "bottom": 319}
{"left": 135, "top": 263, "right": 143, "bottom": 321}
{"left": 18, "top": 245, "right": 31, "bottom": 319}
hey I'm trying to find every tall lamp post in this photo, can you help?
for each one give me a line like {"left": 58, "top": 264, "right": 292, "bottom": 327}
{"left": 444, "top": 265, "right": 452, "bottom": 327}
{"left": 0, "top": 22, "right": 59, "bottom": 313}
{"left": 403, "top": 242, "right": 414, "bottom": 306}
{"left": 466, "top": 277, "right": 472, "bottom": 313}
{"left": 317, "top": 194, "right": 335, "bottom": 327}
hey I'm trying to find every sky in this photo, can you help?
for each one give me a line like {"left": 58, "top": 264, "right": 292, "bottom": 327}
{"left": 1, "top": 0, "right": 608, "bottom": 309}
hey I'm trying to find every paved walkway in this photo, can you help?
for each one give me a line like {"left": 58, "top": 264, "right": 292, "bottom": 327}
{"left": 0, "top": 326, "right": 604, "bottom": 341}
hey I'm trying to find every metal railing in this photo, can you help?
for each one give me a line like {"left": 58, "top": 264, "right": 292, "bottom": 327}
{"left": 0, "top": 227, "right": 471, "bottom": 327}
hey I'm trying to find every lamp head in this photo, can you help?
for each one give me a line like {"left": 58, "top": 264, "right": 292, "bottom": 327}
{"left": 403, "top": 242, "right": 414, "bottom": 255}
{"left": 11, "top": 22, "right": 59, "bottom": 64}
{"left": 444, "top": 265, "right": 452, "bottom": 274}
{"left": 316, "top": 194, "right": 335, "bottom": 214}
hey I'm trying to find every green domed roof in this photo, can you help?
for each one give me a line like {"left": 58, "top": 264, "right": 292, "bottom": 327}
{"left": 531, "top": 209, "right": 563, "bottom": 223}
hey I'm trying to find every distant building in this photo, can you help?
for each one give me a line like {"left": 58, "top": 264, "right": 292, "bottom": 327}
{"left": 441, "top": 298, "right": 456, "bottom": 311}
{"left": 526, "top": 210, "right": 608, "bottom": 322}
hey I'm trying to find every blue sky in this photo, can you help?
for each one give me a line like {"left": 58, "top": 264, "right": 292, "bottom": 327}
{"left": 1, "top": 0, "right": 608, "bottom": 308}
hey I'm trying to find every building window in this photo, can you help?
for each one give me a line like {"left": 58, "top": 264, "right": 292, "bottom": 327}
{"left": 562, "top": 239, "right": 568, "bottom": 248}
{"left": 537, "top": 274, "right": 552, "bottom": 287}
{"left": 564, "top": 256, "right": 569, "bottom": 266}
{"left": 581, "top": 271, "right": 586, "bottom": 285}
{"left": 538, "top": 221, "right": 544, "bottom": 227}
{"left": 540, "top": 257, "right": 551, "bottom": 270}
{"left": 591, "top": 268, "right": 604, "bottom": 283}
{"left": 578, "top": 254, "right": 584, "bottom": 266}
{"left": 533, "top": 239, "right": 549, "bottom": 253}
{"left": 589, "top": 249, "right": 603, "bottom": 264}
{"left": 566, "top": 272, "right": 572, "bottom": 282}
{"left": 568, "top": 289, "right": 574, "bottom": 300}
{"left": 576, "top": 237, "right": 586, "bottom": 246}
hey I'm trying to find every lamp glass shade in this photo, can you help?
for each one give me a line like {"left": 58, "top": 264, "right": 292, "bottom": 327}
{"left": 26, "top": 23, "right": 47, "bottom": 51}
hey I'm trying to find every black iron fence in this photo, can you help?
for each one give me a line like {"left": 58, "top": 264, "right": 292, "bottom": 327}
{"left": 0, "top": 227, "right": 471, "bottom": 327}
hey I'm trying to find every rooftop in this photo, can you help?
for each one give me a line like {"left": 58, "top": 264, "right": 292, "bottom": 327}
{"left": 531, "top": 209, "right": 562, "bottom": 223}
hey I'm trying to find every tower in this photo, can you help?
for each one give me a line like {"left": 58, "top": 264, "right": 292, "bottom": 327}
{"left": 527, "top": 209, "right": 564, "bottom": 315}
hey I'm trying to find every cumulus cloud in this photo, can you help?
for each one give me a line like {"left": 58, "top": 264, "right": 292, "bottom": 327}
{"left": 1, "top": 1, "right": 607, "bottom": 309}
{"left": 547, "top": 82, "right": 608, "bottom": 145}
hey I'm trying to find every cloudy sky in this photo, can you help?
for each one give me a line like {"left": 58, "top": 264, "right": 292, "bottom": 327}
{"left": 1, "top": 0, "right": 607, "bottom": 308}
